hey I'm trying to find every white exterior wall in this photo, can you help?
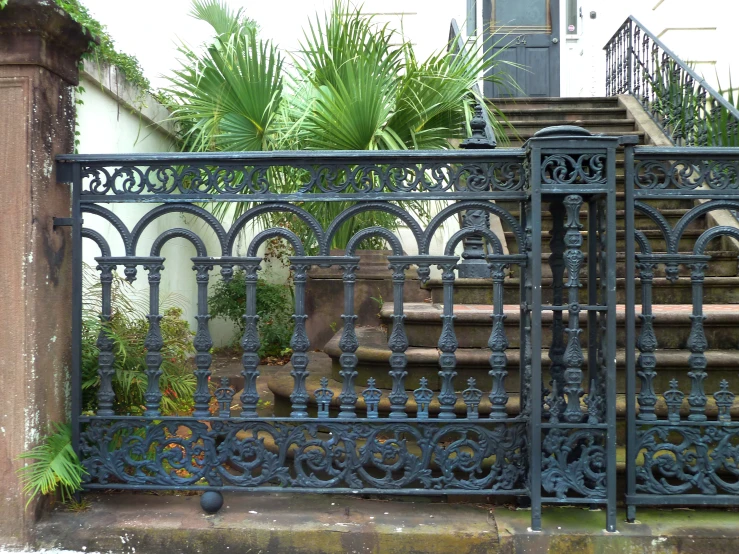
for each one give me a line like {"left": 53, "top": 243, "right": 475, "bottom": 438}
{"left": 554, "top": 0, "right": 739, "bottom": 97}
{"left": 76, "top": 62, "right": 229, "bottom": 342}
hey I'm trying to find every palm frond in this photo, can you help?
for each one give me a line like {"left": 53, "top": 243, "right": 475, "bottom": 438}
{"left": 17, "top": 423, "right": 85, "bottom": 506}
{"left": 190, "top": 0, "right": 257, "bottom": 39}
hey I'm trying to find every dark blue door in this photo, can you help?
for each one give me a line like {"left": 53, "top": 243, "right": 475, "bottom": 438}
{"left": 484, "top": 0, "right": 561, "bottom": 97}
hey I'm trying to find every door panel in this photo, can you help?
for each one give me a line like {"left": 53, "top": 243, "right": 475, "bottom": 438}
{"left": 525, "top": 48, "right": 551, "bottom": 97}
{"left": 484, "top": 0, "right": 560, "bottom": 98}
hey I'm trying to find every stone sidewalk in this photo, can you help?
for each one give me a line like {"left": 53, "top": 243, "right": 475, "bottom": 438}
{"left": 26, "top": 492, "right": 739, "bottom": 554}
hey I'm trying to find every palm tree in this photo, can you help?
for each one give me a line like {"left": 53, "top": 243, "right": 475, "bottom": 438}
{"left": 164, "top": 0, "right": 516, "bottom": 249}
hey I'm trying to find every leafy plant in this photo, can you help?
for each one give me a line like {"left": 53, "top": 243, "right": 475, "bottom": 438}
{"left": 208, "top": 269, "right": 294, "bottom": 357}
{"left": 53, "top": 0, "right": 151, "bottom": 93}
{"left": 17, "top": 423, "right": 85, "bottom": 506}
{"left": 163, "top": 0, "right": 517, "bottom": 249}
{"left": 81, "top": 265, "right": 196, "bottom": 416}
{"left": 650, "top": 61, "right": 739, "bottom": 146}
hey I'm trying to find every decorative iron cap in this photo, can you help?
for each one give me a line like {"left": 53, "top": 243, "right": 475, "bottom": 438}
{"left": 460, "top": 102, "right": 496, "bottom": 149}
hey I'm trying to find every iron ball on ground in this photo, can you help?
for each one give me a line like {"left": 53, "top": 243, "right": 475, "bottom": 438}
{"left": 200, "top": 491, "right": 224, "bottom": 514}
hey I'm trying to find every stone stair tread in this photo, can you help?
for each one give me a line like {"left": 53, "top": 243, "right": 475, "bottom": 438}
{"left": 268, "top": 354, "right": 739, "bottom": 419}
{"left": 504, "top": 119, "right": 636, "bottom": 129}
{"left": 503, "top": 228, "right": 708, "bottom": 237}
{"left": 390, "top": 303, "right": 739, "bottom": 321}
{"left": 322, "top": 326, "right": 739, "bottom": 367}
{"left": 500, "top": 107, "right": 628, "bottom": 115}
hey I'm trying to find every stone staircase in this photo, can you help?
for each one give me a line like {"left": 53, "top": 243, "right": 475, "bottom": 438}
{"left": 315, "top": 97, "right": 739, "bottom": 425}
{"left": 269, "top": 97, "right": 739, "bottom": 437}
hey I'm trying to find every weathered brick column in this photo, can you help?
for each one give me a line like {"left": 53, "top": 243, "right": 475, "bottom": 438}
{"left": 0, "top": 1, "right": 90, "bottom": 545}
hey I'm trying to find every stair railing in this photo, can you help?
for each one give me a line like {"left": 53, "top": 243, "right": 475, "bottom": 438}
{"left": 604, "top": 16, "right": 739, "bottom": 146}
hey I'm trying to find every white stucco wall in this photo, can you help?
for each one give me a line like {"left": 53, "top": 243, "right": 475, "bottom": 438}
{"left": 556, "top": 0, "right": 739, "bottom": 97}
{"left": 76, "top": 61, "right": 224, "bottom": 342}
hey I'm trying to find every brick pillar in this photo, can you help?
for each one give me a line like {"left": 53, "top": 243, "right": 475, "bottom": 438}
{"left": 0, "top": 1, "right": 90, "bottom": 545}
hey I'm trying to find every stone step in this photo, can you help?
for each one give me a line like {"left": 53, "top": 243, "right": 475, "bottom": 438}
{"left": 505, "top": 228, "right": 708, "bottom": 253}
{"left": 505, "top": 129, "right": 645, "bottom": 147}
{"left": 383, "top": 303, "right": 739, "bottom": 349}
{"left": 498, "top": 276, "right": 739, "bottom": 304}
{"left": 498, "top": 107, "right": 629, "bottom": 122}
{"left": 496, "top": 194, "right": 693, "bottom": 213}
{"left": 504, "top": 208, "right": 700, "bottom": 231}
{"left": 268, "top": 347, "right": 739, "bottom": 424}
{"left": 424, "top": 276, "right": 739, "bottom": 305}
{"left": 322, "top": 326, "right": 739, "bottom": 395}
{"left": 506, "top": 251, "right": 738, "bottom": 279}
{"left": 489, "top": 96, "right": 621, "bottom": 110}
{"left": 504, "top": 119, "right": 637, "bottom": 136}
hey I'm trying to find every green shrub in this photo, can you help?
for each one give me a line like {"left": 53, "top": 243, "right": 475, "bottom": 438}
{"left": 209, "top": 270, "right": 294, "bottom": 357}
{"left": 81, "top": 267, "right": 196, "bottom": 416}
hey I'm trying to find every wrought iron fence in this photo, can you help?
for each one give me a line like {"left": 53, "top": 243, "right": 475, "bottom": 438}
{"left": 625, "top": 146, "right": 739, "bottom": 520}
{"left": 57, "top": 126, "right": 629, "bottom": 532}
{"left": 605, "top": 16, "right": 739, "bottom": 147}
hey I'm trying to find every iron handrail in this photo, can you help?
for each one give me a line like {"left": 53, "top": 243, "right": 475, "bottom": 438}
{"left": 604, "top": 16, "right": 739, "bottom": 146}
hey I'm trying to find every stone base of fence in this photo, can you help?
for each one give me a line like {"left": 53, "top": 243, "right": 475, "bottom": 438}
{"left": 32, "top": 492, "right": 739, "bottom": 554}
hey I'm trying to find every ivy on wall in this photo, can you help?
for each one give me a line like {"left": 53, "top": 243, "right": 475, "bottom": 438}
{"left": 0, "top": 0, "right": 151, "bottom": 93}
{"left": 53, "top": 0, "right": 151, "bottom": 92}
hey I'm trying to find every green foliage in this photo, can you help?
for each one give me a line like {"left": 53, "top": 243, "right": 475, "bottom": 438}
{"left": 17, "top": 423, "right": 84, "bottom": 506}
{"left": 651, "top": 62, "right": 739, "bottom": 146}
{"left": 190, "top": 0, "right": 258, "bottom": 40}
{"left": 81, "top": 266, "right": 196, "bottom": 416}
{"left": 163, "top": 0, "right": 517, "bottom": 249}
{"left": 53, "top": 0, "right": 151, "bottom": 92}
{"left": 208, "top": 270, "right": 294, "bottom": 357}
{"left": 0, "top": 0, "right": 8, "bottom": 9}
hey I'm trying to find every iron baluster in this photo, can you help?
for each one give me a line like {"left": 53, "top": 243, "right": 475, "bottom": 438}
{"left": 687, "top": 262, "right": 708, "bottom": 421}
{"left": 635, "top": 263, "right": 658, "bottom": 421}
{"left": 488, "top": 261, "right": 509, "bottom": 419}
{"left": 338, "top": 258, "right": 361, "bottom": 418}
{"left": 239, "top": 259, "right": 262, "bottom": 418}
{"left": 95, "top": 260, "right": 116, "bottom": 416}
{"left": 387, "top": 259, "right": 411, "bottom": 419}
{"left": 437, "top": 259, "right": 459, "bottom": 419}
{"left": 562, "top": 195, "right": 585, "bottom": 423}
{"left": 192, "top": 258, "right": 214, "bottom": 418}
{"left": 289, "top": 260, "right": 311, "bottom": 418}
{"left": 143, "top": 259, "right": 165, "bottom": 417}
{"left": 547, "top": 201, "right": 566, "bottom": 422}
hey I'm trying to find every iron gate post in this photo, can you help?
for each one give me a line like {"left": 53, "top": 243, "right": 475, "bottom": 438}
{"left": 458, "top": 102, "right": 496, "bottom": 278}
{"left": 525, "top": 126, "right": 634, "bottom": 532}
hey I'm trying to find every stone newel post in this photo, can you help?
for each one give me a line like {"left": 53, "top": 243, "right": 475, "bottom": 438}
{"left": 0, "top": 0, "right": 90, "bottom": 545}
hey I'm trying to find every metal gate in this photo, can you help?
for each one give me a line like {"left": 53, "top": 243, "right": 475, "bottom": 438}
{"left": 58, "top": 126, "right": 630, "bottom": 532}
